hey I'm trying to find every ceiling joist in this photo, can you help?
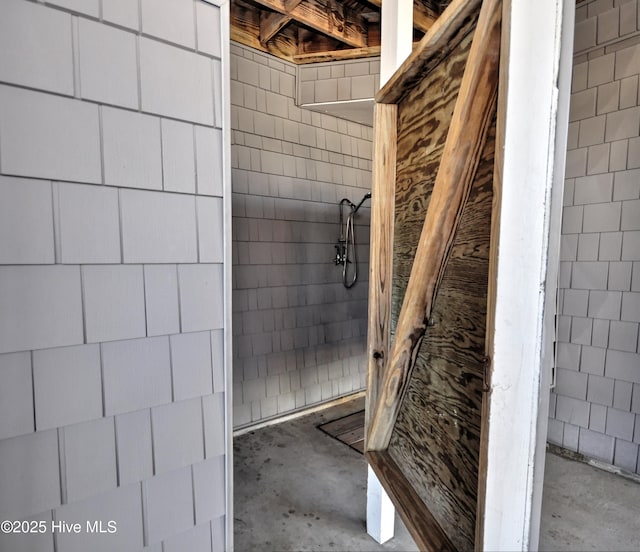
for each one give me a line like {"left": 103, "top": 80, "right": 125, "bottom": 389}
{"left": 260, "top": 12, "right": 292, "bottom": 44}
{"left": 366, "top": 0, "right": 438, "bottom": 34}
{"left": 293, "top": 45, "right": 380, "bottom": 63}
{"left": 293, "top": 41, "right": 421, "bottom": 64}
{"left": 231, "top": 0, "right": 450, "bottom": 64}
{"left": 259, "top": 0, "right": 304, "bottom": 44}
{"left": 251, "top": 0, "right": 368, "bottom": 48}
{"left": 232, "top": 1, "right": 298, "bottom": 61}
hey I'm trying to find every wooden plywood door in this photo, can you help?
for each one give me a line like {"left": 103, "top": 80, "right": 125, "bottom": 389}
{"left": 365, "top": 0, "right": 501, "bottom": 550}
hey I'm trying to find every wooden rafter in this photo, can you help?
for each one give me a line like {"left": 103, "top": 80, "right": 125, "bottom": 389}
{"left": 293, "top": 45, "right": 380, "bottom": 63}
{"left": 412, "top": 0, "right": 439, "bottom": 32}
{"left": 259, "top": 0, "right": 303, "bottom": 44}
{"left": 231, "top": 0, "right": 445, "bottom": 64}
{"left": 260, "top": 12, "right": 292, "bottom": 44}
{"left": 250, "top": 0, "right": 368, "bottom": 48}
{"left": 293, "top": 39, "right": 422, "bottom": 64}
{"left": 366, "top": 0, "right": 437, "bottom": 33}
{"left": 366, "top": 0, "right": 501, "bottom": 451}
{"left": 297, "top": 26, "right": 343, "bottom": 54}
{"left": 232, "top": 1, "right": 298, "bottom": 61}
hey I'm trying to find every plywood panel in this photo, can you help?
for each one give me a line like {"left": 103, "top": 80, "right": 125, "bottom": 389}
{"left": 366, "top": 0, "right": 500, "bottom": 453}
{"left": 391, "top": 32, "right": 473, "bottom": 328}
{"left": 388, "top": 109, "right": 495, "bottom": 552}
{"left": 366, "top": 0, "right": 499, "bottom": 454}
{"left": 365, "top": 0, "right": 501, "bottom": 547}
{"left": 378, "top": 24, "right": 498, "bottom": 550}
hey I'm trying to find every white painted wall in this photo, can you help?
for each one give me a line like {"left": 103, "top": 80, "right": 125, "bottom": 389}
{"left": 0, "top": 0, "right": 233, "bottom": 550}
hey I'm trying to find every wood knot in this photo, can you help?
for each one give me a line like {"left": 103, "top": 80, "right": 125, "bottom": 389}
{"left": 373, "top": 350, "right": 383, "bottom": 360}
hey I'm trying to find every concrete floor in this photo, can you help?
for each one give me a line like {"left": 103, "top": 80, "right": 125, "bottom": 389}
{"left": 234, "top": 396, "right": 640, "bottom": 551}
{"left": 539, "top": 452, "right": 640, "bottom": 551}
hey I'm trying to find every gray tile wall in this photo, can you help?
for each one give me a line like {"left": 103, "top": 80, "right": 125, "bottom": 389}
{"left": 298, "top": 58, "right": 381, "bottom": 104}
{"left": 231, "top": 43, "right": 373, "bottom": 428}
{"left": 549, "top": 0, "right": 640, "bottom": 474}
{"left": 0, "top": 1, "right": 229, "bottom": 550}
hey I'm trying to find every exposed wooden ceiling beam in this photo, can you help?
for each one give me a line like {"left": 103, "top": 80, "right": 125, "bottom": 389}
{"left": 293, "top": 45, "right": 381, "bottom": 63}
{"left": 232, "top": 2, "right": 298, "bottom": 61}
{"left": 231, "top": 0, "right": 438, "bottom": 65}
{"left": 293, "top": 40, "right": 420, "bottom": 64}
{"left": 231, "top": 26, "right": 298, "bottom": 62}
{"left": 259, "top": 0, "right": 304, "bottom": 44}
{"left": 284, "top": 0, "right": 304, "bottom": 9}
{"left": 260, "top": 12, "right": 292, "bottom": 44}
{"left": 412, "top": 2, "right": 437, "bottom": 33}
{"left": 297, "top": 26, "right": 342, "bottom": 54}
{"left": 366, "top": 0, "right": 436, "bottom": 33}
{"left": 250, "top": 0, "right": 369, "bottom": 48}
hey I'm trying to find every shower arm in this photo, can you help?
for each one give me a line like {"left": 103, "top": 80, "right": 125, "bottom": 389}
{"left": 352, "top": 192, "right": 371, "bottom": 214}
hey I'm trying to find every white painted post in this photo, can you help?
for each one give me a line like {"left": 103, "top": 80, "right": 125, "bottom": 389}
{"left": 527, "top": 0, "right": 574, "bottom": 548}
{"left": 211, "top": 1, "right": 234, "bottom": 551}
{"left": 379, "top": 0, "right": 414, "bottom": 85}
{"left": 366, "top": 0, "right": 413, "bottom": 544}
{"left": 366, "top": 465, "right": 396, "bottom": 543}
{"left": 482, "top": 0, "right": 572, "bottom": 549}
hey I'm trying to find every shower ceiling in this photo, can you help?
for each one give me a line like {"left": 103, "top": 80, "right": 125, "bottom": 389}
{"left": 230, "top": 0, "right": 452, "bottom": 64}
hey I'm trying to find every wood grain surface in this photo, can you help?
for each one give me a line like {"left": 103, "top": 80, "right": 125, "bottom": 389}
{"left": 367, "top": 0, "right": 500, "bottom": 452}
{"left": 388, "top": 121, "right": 495, "bottom": 551}
{"left": 365, "top": 104, "right": 397, "bottom": 443}
{"left": 376, "top": 0, "right": 481, "bottom": 105}
{"left": 367, "top": 450, "right": 455, "bottom": 552}
{"left": 392, "top": 33, "right": 472, "bottom": 324}
{"left": 364, "top": 0, "right": 502, "bottom": 548}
